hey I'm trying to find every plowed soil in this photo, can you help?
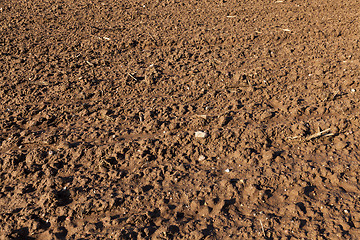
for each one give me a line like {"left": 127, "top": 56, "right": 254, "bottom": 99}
{"left": 1, "top": 0, "right": 360, "bottom": 239}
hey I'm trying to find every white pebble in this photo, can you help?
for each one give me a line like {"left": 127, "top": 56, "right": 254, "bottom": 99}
{"left": 195, "top": 131, "right": 208, "bottom": 138}
{"left": 198, "top": 155, "right": 206, "bottom": 161}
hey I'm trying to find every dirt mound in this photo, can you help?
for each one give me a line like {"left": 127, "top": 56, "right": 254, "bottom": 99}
{"left": 1, "top": 0, "right": 360, "bottom": 239}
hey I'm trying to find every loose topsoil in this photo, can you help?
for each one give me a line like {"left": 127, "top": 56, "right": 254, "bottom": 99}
{"left": 1, "top": 0, "right": 360, "bottom": 239}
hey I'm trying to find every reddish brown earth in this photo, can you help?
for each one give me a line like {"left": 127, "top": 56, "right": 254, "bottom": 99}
{"left": 1, "top": 0, "right": 360, "bottom": 239}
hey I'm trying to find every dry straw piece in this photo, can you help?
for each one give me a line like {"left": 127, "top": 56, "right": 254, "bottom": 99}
{"left": 306, "top": 128, "right": 333, "bottom": 141}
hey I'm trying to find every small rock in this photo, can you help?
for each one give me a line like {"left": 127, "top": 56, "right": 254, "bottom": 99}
{"left": 225, "top": 169, "right": 230, "bottom": 173}
{"left": 57, "top": 141, "right": 70, "bottom": 150}
{"left": 340, "top": 220, "right": 351, "bottom": 231}
{"left": 198, "top": 155, "right": 206, "bottom": 161}
{"left": 334, "top": 140, "right": 348, "bottom": 150}
{"left": 145, "top": 66, "right": 162, "bottom": 85}
{"left": 43, "top": 135, "right": 55, "bottom": 145}
{"left": 190, "top": 200, "right": 201, "bottom": 211}
{"left": 99, "top": 109, "right": 110, "bottom": 117}
{"left": 169, "top": 121, "right": 179, "bottom": 130}
{"left": 259, "top": 111, "right": 274, "bottom": 121}
{"left": 195, "top": 131, "right": 208, "bottom": 138}
{"left": 262, "top": 150, "right": 274, "bottom": 161}
{"left": 305, "top": 106, "right": 317, "bottom": 115}
{"left": 314, "top": 68, "right": 324, "bottom": 76}
{"left": 190, "top": 230, "right": 204, "bottom": 240}
{"left": 218, "top": 115, "right": 230, "bottom": 126}
{"left": 179, "top": 105, "right": 188, "bottom": 115}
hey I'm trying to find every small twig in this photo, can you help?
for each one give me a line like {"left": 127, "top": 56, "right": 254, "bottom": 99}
{"left": 306, "top": 128, "right": 331, "bottom": 141}
{"left": 259, "top": 220, "right": 265, "bottom": 237}
{"left": 289, "top": 128, "right": 334, "bottom": 141}
{"left": 322, "top": 133, "right": 335, "bottom": 137}
{"left": 195, "top": 114, "right": 208, "bottom": 119}
{"left": 148, "top": 33, "right": 157, "bottom": 42}
{"left": 288, "top": 135, "right": 301, "bottom": 140}
{"left": 127, "top": 73, "right": 138, "bottom": 81}
{"left": 85, "top": 61, "right": 94, "bottom": 67}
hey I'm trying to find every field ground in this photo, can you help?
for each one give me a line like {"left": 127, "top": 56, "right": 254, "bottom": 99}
{"left": 1, "top": 0, "right": 360, "bottom": 239}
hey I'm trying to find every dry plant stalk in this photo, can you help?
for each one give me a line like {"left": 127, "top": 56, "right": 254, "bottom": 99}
{"left": 306, "top": 128, "right": 332, "bottom": 141}
{"left": 127, "top": 73, "right": 138, "bottom": 81}
{"left": 259, "top": 220, "right": 265, "bottom": 237}
{"left": 289, "top": 128, "right": 334, "bottom": 141}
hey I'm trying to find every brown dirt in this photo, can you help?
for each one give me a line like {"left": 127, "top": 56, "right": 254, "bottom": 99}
{"left": 1, "top": 0, "right": 360, "bottom": 239}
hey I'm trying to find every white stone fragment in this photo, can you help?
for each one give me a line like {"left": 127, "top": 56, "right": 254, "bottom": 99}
{"left": 198, "top": 155, "right": 206, "bottom": 161}
{"left": 195, "top": 131, "right": 208, "bottom": 138}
